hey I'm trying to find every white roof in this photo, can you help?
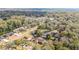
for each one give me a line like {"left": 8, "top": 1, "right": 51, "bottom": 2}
{"left": 27, "top": 38, "right": 32, "bottom": 41}
{"left": 14, "top": 33, "right": 22, "bottom": 37}
{"left": 3, "top": 39, "right": 9, "bottom": 42}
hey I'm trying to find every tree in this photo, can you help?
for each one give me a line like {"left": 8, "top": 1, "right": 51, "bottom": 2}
{"left": 69, "top": 39, "right": 79, "bottom": 50}
{"left": 14, "top": 39, "right": 26, "bottom": 45}
{"left": 35, "top": 29, "right": 42, "bottom": 37}
{"left": 46, "top": 34, "right": 53, "bottom": 40}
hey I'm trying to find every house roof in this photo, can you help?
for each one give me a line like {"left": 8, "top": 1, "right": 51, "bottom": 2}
{"left": 23, "top": 45, "right": 33, "bottom": 50}
{"left": 35, "top": 37, "right": 45, "bottom": 42}
{"left": 8, "top": 33, "right": 23, "bottom": 40}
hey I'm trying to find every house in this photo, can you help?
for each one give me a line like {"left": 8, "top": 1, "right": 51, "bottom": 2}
{"left": 51, "top": 30, "right": 59, "bottom": 34}
{"left": 0, "top": 36, "right": 9, "bottom": 42}
{"left": 23, "top": 45, "right": 33, "bottom": 50}
{"left": 8, "top": 33, "right": 23, "bottom": 40}
{"left": 2, "top": 32, "right": 14, "bottom": 38}
{"left": 6, "top": 32, "right": 14, "bottom": 36}
{"left": 35, "top": 37, "right": 46, "bottom": 44}
{"left": 2, "top": 39, "right": 9, "bottom": 42}
{"left": 42, "top": 31, "right": 52, "bottom": 38}
{"left": 26, "top": 38, "right": 33, "bottom": 41}
{"left": 13, "top": 27, "right": 26, "bottom": 33}
{"left": 49, "top": 18, "right": 54, "bottom": 21}
{"left": 0, "top": 36, "right": 5, "bottom": 41}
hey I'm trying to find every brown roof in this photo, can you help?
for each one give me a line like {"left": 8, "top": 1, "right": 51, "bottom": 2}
{"left": 8, "top": 33, "right": 23, "bottom": 40}
{"left": 35, "top": 37, "right": 45, "bottom": 43}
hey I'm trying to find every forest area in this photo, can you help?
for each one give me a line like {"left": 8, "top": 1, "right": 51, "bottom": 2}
{"left": 0, "top": 9, "right": 79, "bottom": 50}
